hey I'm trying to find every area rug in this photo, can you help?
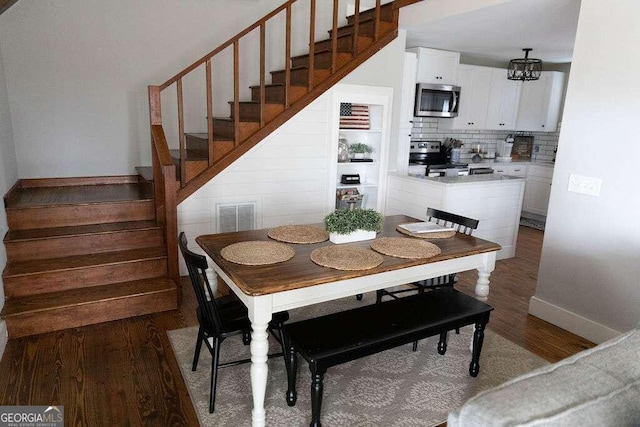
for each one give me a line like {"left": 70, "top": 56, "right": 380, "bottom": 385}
{"left": 168, "top": 292, "right": 547, "bottom": 426}
{"left": 519, "top": 216, "right": 546, "bottom": 231}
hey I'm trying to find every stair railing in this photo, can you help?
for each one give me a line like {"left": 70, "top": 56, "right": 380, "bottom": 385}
{"left": 147, "top": 0, "right": 386, "bottom": 188}
{"left": 148, "top": 85, "right": 179, "bottom": 287}
{"left": 147, "top": 0, "right": 394, "bottom": 283}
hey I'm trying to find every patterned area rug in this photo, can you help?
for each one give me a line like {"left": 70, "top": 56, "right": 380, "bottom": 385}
{"left": 168, "top": 292, "right": 547, "bottom": 426}
{"left": 519, "top": 217, "right": 546, "bottom": 231}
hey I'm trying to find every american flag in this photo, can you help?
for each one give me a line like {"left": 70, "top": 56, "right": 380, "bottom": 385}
{"left": 339, "top": 103, "right": 370, "bottom": 129}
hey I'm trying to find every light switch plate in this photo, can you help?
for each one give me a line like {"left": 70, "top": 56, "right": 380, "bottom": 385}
{"left": 568, "top": 174, "right": 602, "bottom": 197}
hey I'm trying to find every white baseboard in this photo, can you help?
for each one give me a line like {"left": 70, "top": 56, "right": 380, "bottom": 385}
{"left": 0, "top": 320, "right": 7, "bottom": 362}
{"left": 528, "top": 296, "right": 621, "bottom": 344}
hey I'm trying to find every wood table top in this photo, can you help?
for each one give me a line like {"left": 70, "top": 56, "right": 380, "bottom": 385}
{"left": 196, "top": 215, "right": 501, "bottom": 296}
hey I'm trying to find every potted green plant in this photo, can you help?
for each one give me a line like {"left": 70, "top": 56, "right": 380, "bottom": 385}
{"left": 323, "top": 208, "right": 384, "bottom": 244}
{"left": 348, "top": 142, "right": 373, "bottom": 159}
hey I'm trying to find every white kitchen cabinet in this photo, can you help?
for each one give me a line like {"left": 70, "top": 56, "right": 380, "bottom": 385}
{"left": 400, "top": 51, "right": 418, "bottom": 125}
{"left": 523, "top": 165, "right": 553, "bottom": 216}
{"left": 395, "top": 52, "right": 418, "bottom": 175}
{"left": 407, "top": 47, "right": 460, "bottom": 85}
{"left": 516, "top": 71, "right": 565, "bottom": 132}
{"left": 486, "top": 68, "right": 522, "bottom": 130}
{"left": 492, "top": 164, "right": 527, "bottom": 177}
{"left": 440, "top": 65, "right": 492, "bottom": 130}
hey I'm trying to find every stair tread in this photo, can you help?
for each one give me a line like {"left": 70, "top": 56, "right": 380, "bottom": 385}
{"left": 1, "top": 277, "right": 177, "bottom": 317}
{"left": 271, "top": 65, "right": 317, "bottom": 74}
{"left": 212, "top": 116, "right": 260, "bottom": 124}
{"left": 135, "top": 166, "right": 154, "bottom": 182}
{"left": 3, "top": 247, "right": 167, "bottom": 277}
{"left": 5, "top": 183, "right": 153, "bottom": 209}
{"left": 185, "top": 132, "right": 234, "bottom": 142}
{"left": 346, "top": 2, "right": 394, "bottom": 21}
{"left": 4, "top": 220, "right": 161, "bottom": 243}
{"left": 227, "top": 100, "right": 285, "bottom": 106}
{"left": 169, "top": 149, "right": 208, "bottom": 161}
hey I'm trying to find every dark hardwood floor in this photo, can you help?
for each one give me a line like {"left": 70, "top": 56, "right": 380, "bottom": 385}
{"left": 0, "top": 225, "right": 594, "bottom": 425}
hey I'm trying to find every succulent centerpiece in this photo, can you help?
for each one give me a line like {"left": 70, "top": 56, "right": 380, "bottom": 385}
{"left": 323, "top": 208, "right": 384, "bottom": 244}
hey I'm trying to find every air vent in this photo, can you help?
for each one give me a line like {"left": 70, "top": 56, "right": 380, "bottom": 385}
{"left": 217, "top": 203, "right": 256, "bottom": 233}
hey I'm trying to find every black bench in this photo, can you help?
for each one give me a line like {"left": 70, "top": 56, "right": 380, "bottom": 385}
{"left": 282, "top": 287, "right": 493, "bottom": 427}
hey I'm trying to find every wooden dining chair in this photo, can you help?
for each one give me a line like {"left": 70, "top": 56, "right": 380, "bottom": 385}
{"left": 376, "top": 208, "right": 479, "bottom": 349}
{"left": 377, "top": 208, "right": 479, "bottom": 303}
{"left": 178, "top": 232, "right": 290, "bottom": 413}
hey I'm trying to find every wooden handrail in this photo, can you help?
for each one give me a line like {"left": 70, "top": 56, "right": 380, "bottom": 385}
{"left": 159, "top": 0, "right": 299, "bottom": 91}
{"left": 148, "top": 86, "right": 179, "bottom": 290}
{"left": 394, "top": 0, "right": 423, "bottom": 9}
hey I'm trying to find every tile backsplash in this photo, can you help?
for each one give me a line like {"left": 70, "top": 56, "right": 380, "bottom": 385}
{"left": 412, "top": 118, "right": 559, "bottom": 163}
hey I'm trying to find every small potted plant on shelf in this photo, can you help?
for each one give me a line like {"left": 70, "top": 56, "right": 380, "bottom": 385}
{"left": 348, "top": 142, "right": 373, "bottom": 160}
{"left": 323, "top": 208, "right": 384, "bottom": 244}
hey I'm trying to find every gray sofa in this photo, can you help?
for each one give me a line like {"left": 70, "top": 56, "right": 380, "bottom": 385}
{"left": 448, "top": 324, "right": 640, "bottom": 426}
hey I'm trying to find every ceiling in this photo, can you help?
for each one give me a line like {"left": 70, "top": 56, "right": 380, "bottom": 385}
{"left": 403, "top": 0, "right": 581, "bottom": 64}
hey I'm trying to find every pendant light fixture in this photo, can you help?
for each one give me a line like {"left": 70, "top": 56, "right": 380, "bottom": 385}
{"left": 507, "top": 48, "right": 542, "bottom": 81}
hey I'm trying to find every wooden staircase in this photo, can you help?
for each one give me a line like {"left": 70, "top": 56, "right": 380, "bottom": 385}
{"left": 1, "top": 177, "right": 178, "bottom": 338}
{"left": 148, "top": 0, "right": 401, "bottom": 204}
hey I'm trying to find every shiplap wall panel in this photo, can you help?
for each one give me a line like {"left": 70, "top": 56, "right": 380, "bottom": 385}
{"left": 385, "top": 174, "right": 444, "bottom": 219}
{"left": 177, "top": 96, "right": 331, "bottom": 276}
{"left": 385, "top": 173, "right": 524, "bottom": 259}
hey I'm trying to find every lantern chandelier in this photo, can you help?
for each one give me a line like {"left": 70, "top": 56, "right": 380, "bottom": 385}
{"left": 507, "top": 48, "right": 542, "bottom": 81}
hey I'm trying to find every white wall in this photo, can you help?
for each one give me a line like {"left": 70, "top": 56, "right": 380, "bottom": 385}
{"left": 529, "top": 0, "right": 640, "bottom": 343}
{"left": 0, "top": 0, "right": 401, "bottom": 179}
{"left": 0, "top": 43, "right": 19, "bottom": 360}
{"left": 0, "top": 0, "right": 288, "bottom": 178}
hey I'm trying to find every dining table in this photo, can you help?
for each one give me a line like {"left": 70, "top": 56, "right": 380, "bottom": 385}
{"left": 196, "top": 214, "right": 501, "bottom": 427}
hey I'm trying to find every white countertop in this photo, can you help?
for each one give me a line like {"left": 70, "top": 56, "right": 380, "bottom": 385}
{"left": 468, "top": 159, "right": 555, "bottom": 168}
{"left": 391, "top": 172, "right": 525, "bottom": 186}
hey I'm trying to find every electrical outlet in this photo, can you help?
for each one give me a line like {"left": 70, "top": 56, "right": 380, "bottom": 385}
{"left": 568, "top": 174, "right": 602, "bottom": 197}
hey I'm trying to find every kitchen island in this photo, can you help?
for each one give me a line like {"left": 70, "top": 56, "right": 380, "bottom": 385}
{"left": 385, "top": 172, "right": 525, "bottom": 259}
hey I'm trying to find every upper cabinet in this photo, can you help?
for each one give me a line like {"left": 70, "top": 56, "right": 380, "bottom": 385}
{"left": 516, "top": 71, "right": 565, "bottom": 132}
{"left": 400, "top": 51, "right": 418, "bottom": 126}
{"left": 486, "top": 68, "right": 522, "bottom": 130}
{"left": 407, "top": 47, "right": 460, "bottom": 85}
{"left": 440, "top": 65, "right": 492, "bottom": 130}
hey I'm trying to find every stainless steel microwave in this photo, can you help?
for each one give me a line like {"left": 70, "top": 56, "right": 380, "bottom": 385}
{"left": 414, "top": 83, "right": 460, "bottom": 118}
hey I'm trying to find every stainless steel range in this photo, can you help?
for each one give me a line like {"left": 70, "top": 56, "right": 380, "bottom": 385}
{"left": 409, "top": 139, "right": 469, "bottom": 177}
{"left": 409, "top": 140, "right": 443, "bottom": 165}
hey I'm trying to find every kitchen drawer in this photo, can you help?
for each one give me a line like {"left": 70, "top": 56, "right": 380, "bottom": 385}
{"left": 492, "top": 164, "right": 527, "bottom": 177}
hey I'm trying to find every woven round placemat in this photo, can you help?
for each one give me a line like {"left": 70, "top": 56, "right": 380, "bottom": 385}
{"left": 371, "top": 237, "right": 441, "bottom": 259}
{"left": 220, "top": 241, "right": 295, "bottom": 265}
{"left": 267, "top": 225, "right": 329, "bottom": 244}
{"left": 396, "top": 224, "right": 456, "bottom": 239}
{"left": 310, "top": 244, "right": 384, "bottom": 271}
